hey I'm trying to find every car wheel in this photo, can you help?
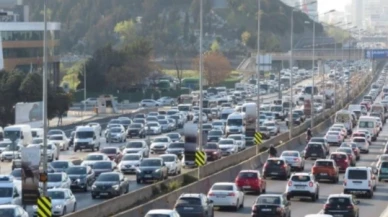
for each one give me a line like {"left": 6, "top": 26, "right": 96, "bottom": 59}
{"left": 63, "top": 206, "right": 67, "bottom": 215}
{"left": 234, "top": 199, "right": 239, "bottom": 211}
{"left": 91, "top": 194, "right": 96, "bottom": 199}
{"left": 73, "top": 203, "right": 77, "bottom": 212}
{"left": 240, "top": 196, "right": 244, "bottom": 208}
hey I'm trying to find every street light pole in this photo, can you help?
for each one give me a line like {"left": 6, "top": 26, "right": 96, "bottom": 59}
{"left": 198, "top": 0, "right": 204, "bottom": 152}
{"left": 256, "top": 0, "right": 261, "bottom": 155}
{"left": 83, "top": 54, "right": 86, "bottom": 120}
{"left": 42, "top": 0, "right": 48, "bottom": 197}
{"left": 311, "top": 19, "right": 316, "bottom": 129}
{"left": 289, "top": 9, "right": 294, "bottom": 138}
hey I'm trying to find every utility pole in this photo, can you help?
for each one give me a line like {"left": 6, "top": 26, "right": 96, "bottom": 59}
{"left": 256, "top": 0, "right": 261, "bottom": 155}
{"left": 198, "top": 0, "right": 204, "bottom": 152}
{"left": 311, "top": 18, "right": 316, "bottom": 129}
{"left": 289, "top": 8, "right": 295, "bottom": 138}
{"left": 42, "top": 0, "right": 48, "bottom": 197}
{"left": 83, "top": 52, "right": 87, "bottom": 120}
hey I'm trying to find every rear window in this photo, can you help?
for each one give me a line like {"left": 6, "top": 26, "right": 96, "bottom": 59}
{"left": 308, "top": 143, "right": 322, "bottom": 148}
{"left": 328, "top": 197, "right": 351, "bottom": 206}
{"left": 353, "top": 133, "right": 365, "bottom": 137}
{"left": 178, "top": 198, "right": 201, "bottom": 205}
{"left": 381, "top": 162, "right": 388, "bottom": 167}
{"left": 315, "top": 161, "right": 333, "bottom": 167}
{"left": 291, "top": 175, "right": 311, "bottom": 182}
{"left": 238, "top": 172, "right": 258, "bottom": 179}
{"left": 353, "top": 138, "right": 365, "bottom": 142}
{"left": 267, "top": 160, "right": 285, "bottom": 165}
{"left": 256, "top": 196, "right": 281, "bottom": 205}
{"left": 347, "top": 170, "right": 368, "bottom": 179}
{"left": 212, "top": 185, "right": 233, "bottom": 191}
{"left": 281, "top": 152, "right": 298, "bottom": 157}
{"left": 330, "top": 154, "right": 346, "bottom": 160}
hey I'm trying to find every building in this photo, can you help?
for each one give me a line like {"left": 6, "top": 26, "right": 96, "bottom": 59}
{"left": 351, "top": 0, "right": 364, "bottom": 28}
{"left": 0, "top": 0, "right": 61, "bottom": 86}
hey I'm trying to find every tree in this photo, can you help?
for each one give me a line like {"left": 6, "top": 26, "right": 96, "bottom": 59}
{"left": 193, "top": 52, "right": 232, "bottom": 86}
{"left": 114, "top": 19, "right": 138, "bottom": 45}
{"left": 241, "top": 31, "right": 251, "bottom": 46}
{"left": 210, "top": 40, "right": 220, "bottom": 52}
{"left": 19, "top": 72, "right": 43, "bottom": 102}
{"left": 49, "top": 89, "right": 72, "bottom": 126}
{"left": 173, "top": 49, "right": 184, "bottom": 89}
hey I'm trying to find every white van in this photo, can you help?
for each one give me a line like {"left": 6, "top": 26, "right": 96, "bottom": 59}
{"left": 334, "top": 110, "right": 353, "bottom": 134}
{"left": 0, "top": 176, "right": 22, "bottom": 205}
{"left": 357, "top": 116, "right": 378, "bottom": 141}
{"left": 73, "top": 126, "right": 101, "bottom": 152}
{"left": 31, "top": 128, "right": 43, "bottom": 138}
{"left": 3, "top": 125, "right": 32, "bottom": 146}
{"left": 226, "top": 112, "right": 245, "bottom": 135}
{"left": 343, "top": 167, "right": 377, "bottom": 198}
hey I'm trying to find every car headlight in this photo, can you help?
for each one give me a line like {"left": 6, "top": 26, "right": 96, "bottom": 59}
{"left": 76, "top": 178, "right": 81, "bottom": 183}
{"left": 55, "top": 204, "right": 63, "bottom": 209}
{"left": 33, "top": 205, "right": 37, "bottom": 210}
{"left": 92, "top": 185, "right": 96, "bottom": 189}
{"left": 155, "top": 169, "right": 161, "bottom": 173}
{"left": 136, "top": 169, "right": 142, "bottom": 173}
{"left": 112, "top": 185, "right": 119, "bottom": 189}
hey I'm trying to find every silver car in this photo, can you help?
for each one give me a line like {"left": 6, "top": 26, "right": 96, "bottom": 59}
{"left": 280, "top": 150, "right": 305, "bottom": 171}
{"left": 33, "top": 188, "right": 77, "bottom": 216}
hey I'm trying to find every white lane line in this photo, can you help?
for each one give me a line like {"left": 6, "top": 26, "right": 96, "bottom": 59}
{"left": 317, "top": 209, "right": 323, "bottom": 214}
{"left": 380, "top": 205, "right": 388, "bottom": 217}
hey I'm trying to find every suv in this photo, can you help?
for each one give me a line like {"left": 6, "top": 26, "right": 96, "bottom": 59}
{"left": 304, "top": 143, "right": 326, "bottom": 159}
{"left": 174, "top": 193, "right": 214, "bottom": 217}
{"left": 323, "top": 194, "right": 360, "bottom": 217}
{"left": 330, "top": 152, "right": 350, "bottom": 173}
{"left": 311, "top": 159, "right": 339, "bottom": 183}
{"left": 286, "top": 173, "right": 320, "bottom": 202}
{"left": 343, "top": 167, "right": 377, "bottom": 198}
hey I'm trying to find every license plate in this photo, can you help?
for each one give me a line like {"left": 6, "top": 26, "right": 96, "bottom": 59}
{"left": 243, "top": 186, "right": 251, "bottom": 189}
{"left": 334, "top": 215, "right": 343, "bottom": 217}
{"left": 80, "top": 146, "right": 85, "bottom": 148}
{"left": 296, "top": 186, "right": 305, "bottom": 189}
{"left": 262, "top": 208, "right": 271, "bottom": 211}
{"left": 100, "top": 193, "right": 109, "bottom": 196}
{"left": 320, "top": 173, "right": 328, "bottom": 175}
{"left": 144, "top": 175, "right": 152, "bottom": 178}
{"left": 311, "top": 153, "right": 317, "bottom": 156}
{"left": 271, "top": 172, "right": 278, "bottom": 175}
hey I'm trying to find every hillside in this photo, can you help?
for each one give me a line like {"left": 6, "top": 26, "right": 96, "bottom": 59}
{"left": 26, "top": 0, "right": 323, "bottom": 56}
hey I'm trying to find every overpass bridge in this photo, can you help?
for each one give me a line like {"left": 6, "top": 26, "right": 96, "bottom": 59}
{"left": 360, "top": 36, "right": 388, "bottom": 44}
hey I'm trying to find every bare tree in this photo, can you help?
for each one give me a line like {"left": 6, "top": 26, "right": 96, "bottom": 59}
{"left": 174, "top": 52, "right": 184, "bottom": 89}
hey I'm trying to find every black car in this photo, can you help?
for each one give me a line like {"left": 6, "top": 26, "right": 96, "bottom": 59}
{"left": 251, "top": 194, "right": 291, "bottom": 217}
{"left": 119, "top": 119, "right": 132, "bottom": 130}
{"left": 92, "top": 161, "right": 116, "bottom": 177}
{"left": 91, "top": 172, "right": 129, "bottom": 198}
{"left": 136, "top": 158, "right": 168, "bottom": 183}
{"left": 207, "top": 130, "right": 223, "bottom": 142}
{"left": 323, "top": 194, "right": 359, "bottom": 217}
{"left": 66, "top": 166, "right": 95, "bottom": 192}
{"left": 69, "top": 131, "right": 75, "bottom": 147}
{"left": 127, "top": 123, "right": 146, "bottom": 138}
{"left": 202, "top": 124, "right": 213, "bottom": 134}
{"left": 304, "top": 142, "right": 326, "bottom": 159}
{"left": 262, "top": 158, "right": 291, "bottom": 180}
{"left": 292, "top": 113, "right": 302, "bottom": 125}
{"left": 50, "top": 160, "right": 75, "bottom": 173}
{"left": 174, "top": 193, "right": 214, "bottom": 217}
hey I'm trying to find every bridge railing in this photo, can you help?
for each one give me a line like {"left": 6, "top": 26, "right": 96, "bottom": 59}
{"left": 251, "top": 49, "right": 364, "bottom": 59}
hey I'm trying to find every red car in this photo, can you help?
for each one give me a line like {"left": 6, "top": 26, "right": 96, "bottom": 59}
{"left": 360, "top": 101, "right": 370, "bottom": 111}
{"left": 100, "top": 147, "right": 123, "bottom": 163}
{"left": 203, "top": 142, "right": 222, "bottom": 161}
{"left": 329, "top": 152, "right": 350, "bottom": 173}
{"left": 235, "top": 170, "right": 266, "bottom": 194}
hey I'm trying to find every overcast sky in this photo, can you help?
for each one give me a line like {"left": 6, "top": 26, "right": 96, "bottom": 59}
{"left": 318, "top": 0, "right": 350, "bottom": 13}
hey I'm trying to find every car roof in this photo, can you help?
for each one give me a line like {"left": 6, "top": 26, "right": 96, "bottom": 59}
{"left": 179, "top": 193, "right": 202, "bottom": 198}
{"left": 328, "top": 193, "right": 353, "bottom": 198}
{"left": 147, "top": 209, "right": 175, "bottom": 214}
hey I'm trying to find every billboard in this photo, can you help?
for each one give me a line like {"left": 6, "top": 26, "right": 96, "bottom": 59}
{"left": 21, "top": 146, "right": 41, "bottom": 205}
{"left": 15, "top": 102, "right": 43, "bottom": 124}
{"left": 364, "top": 49, "right": 388, "bottom": 59}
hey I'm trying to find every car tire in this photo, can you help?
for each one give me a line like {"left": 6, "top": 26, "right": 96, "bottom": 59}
{"left": 311, "top": 193, "right": 317, "bottom": 202}
{"left": 73, "top": 203, "right": 77, "bottom": 212}
{"left": 83, "top": 185, "right": 88, "bottom": 192}
{"left": 286, "top": 195, "right": 291, "bottom": 200}
{"left": 63, "top": 207, "right": 67, "bottom": 215}
{"left": 240, "top": 196, "right": 244, "bottom": 208}
{"left": 91, "top": 194, "right": 96, "bottom": 199}
{"left": 234, "top": 199, "right": 239, "bottom": 211}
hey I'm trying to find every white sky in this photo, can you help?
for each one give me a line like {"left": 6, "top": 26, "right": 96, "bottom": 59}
{"left": 318, "top": 0, "right": 350, "bottom": 13}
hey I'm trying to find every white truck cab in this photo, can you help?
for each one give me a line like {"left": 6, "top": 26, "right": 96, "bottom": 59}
{"left": 74, "top": 126, "right": 101, "bottom": 152}
{"left": 3, "top": 125, "right": 32, "bottom": 146}
{"left": 226, "top": 112, "right": 245, "bottom": 135}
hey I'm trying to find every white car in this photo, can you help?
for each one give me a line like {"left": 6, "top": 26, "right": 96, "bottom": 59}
{"left": 331, "top": 123, "right": 349, "bottom": 135}
{"left": 286, "top": 173, "right": 319, "bottom": 201}
{"left": 227, "top": 134, "right": 246, "bottom": 151}
{"left": 0, "top": 205, "right": 29, "bottom": 217}
{"left": 107, "top": 127, "right": 126, "bottom": 143}
{"left": 329, "top": 127, "right": 347, "bottom": 138}
{"left": 157, "top": 97, "right": 176, "bottom": 106}
{"left": 355, "top": 129, "right": 372, "bottom": 144}
{"left": 48, "top": 129, "right": 66, "bottom": 138}
{"left": 218, "top": 139, "right": 238, "bottom": 156}
{"left": 121, "top": 140, "right": 149, "bottom": 157}
{"left": 160, "top": 154, "right": 182, "bottom": 176}
{"left": 193, "top": 113, "right": 208, "bottom": 123}
{"left": 38, "top": 143, "right": 59, "bottom": 162}
{"left": 145, "top": 209, "right": 181, "bottom": 217}
{"left": 325, "top": 131, "right": 344, "bottom": 146}
{"left": 280, "top": 150, "right": 305, "bottom": 171}
{"left": 263, "top": 121, "right": 280, "bottom": 136}
{"left": 40, "top": 172, "right": 71, "bottom": 189}
{"left": 207, "top": 182, "right": 244, "bottom": 210}
{"left": 81, "top": 153, "right": 110, "bottom": 167}
{"left": 118, "top": 154, "right": 143, "bottom": 174}
{"left": 351, "top": 137, "right": 369, "bottom": 153}
{"left": 158, "top": 120, "right": 171, "bottom": 132}
{"left": 166, "top": 133, "right": 182, "bottom": 142}
{"left": 46, "top": 188, "right": 77, "bottom": 216}
{"left": 146, "top": 122, "right": 162, "bottom": 135}
{"left": 31, "top": 137, "right": 43, "bottom": 145}
{"left": 48, "top": 134, "right": 69, "bottom": 151}
{"left": 0, "top": 139, "right": 12, "bottom": 154}
{"left": 87, "top": 122, "right": 102, "bottom": 136}
{"left": 150, "top": 137, "right": 172, "bottom": 154}
{"left": 139, "top": 99, "right": 161, "bottom": 107}
{"left": 212, "top": 120, "right": 226, "bottom": 131}
{"left": 81, "top": 97, "right": 97, "bottom": 105}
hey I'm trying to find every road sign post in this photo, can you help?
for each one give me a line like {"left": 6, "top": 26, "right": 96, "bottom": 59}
{"left": 195, "top": 150, "right": 206, "bottom": 179}
{"left": 254, "top": 132, "right": 263, "bottom": 154}
{"left": 37, "top": 196, "right": 52, "bottom": 217}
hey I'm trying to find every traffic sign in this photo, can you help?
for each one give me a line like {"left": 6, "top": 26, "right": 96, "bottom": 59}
{"left": 39, "top": 173, "right": 48, "bottom": 183}
{"left": 195, "top": 151, "right": 206, "bottom": 166}
{"left": 37, "top": 196, "right": 52, "bottom": 217}
{"left": 254, "top": 132, "right": 263, "bottom": 145}
{"left": 364, "top": 49, "right": 388, "bottom": 59}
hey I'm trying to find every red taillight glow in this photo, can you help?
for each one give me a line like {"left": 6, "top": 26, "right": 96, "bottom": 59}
{"left": 252, "top": 205, "right": 257, "bottom": 211}
{"left": 308, "top": 181, "right": 313, "bottom": 187}
{"left": 324, "top": 204, "right": 330, "bottom": 209}
{"left": 347, "top": 205, "right": 354, "bottom": 209}
{"left": 208, "top": 192, "right": 215, "bottom": 196}
{"left": 264, "top": 163, "right": 269, "bottom": 168}
{"left": 288, "top": 181, "right": 292, "bottom": 186}
{"left": 344, "top": 180, "right": 347, "bottom": 186}
{"left": 227, "top": 193, "right": 235, "bottom": 196}
{"left": 294, "top": 158, "right": 300, "bottom": 162}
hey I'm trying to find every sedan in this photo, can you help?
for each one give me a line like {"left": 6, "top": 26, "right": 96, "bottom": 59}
{"left": 340, "top": 142, "right": 361, "bottom": 160}
{"left": 139, "top": 99, "right": 161, "bottom": 107}
{"left": 203, "top": 142, "right": 222, "bottom": 161}
{"left": 263, "top": 121, "right": 280, "bottom": 136}
{"left": 280, "top": 150, "right": 305, "bottom": 171}
{"left": 41, "top": 172, "right": 71, "bottom": 189}
{"left": 336, "top": 147, "right": 356, "bottom": 166}
{"left": 100, "top": 147, "right": 123, "bottom": 163}
{"left": 33, "top": 188, "right": 77, "bottom": 216}
{"left": 91, "top": 172, "right": 129, "bottom": 198}
{"left": 150, "top": 137, "right": 172, "bottom": 154}
{"left": 118, "top": 154, "right": 143, "bottom": 174}
{"left": 207, "top": 182, "right": 244, "bottom": 211}
{"left": 146, "top": 122, "right": 162, "bottom": 135}
{"left": 107, "top": 127, "right": 126, "bottom": 143}
{"left": 160, "top": 154, "right": 182, "bottom": 176}
{"left": 126, "top": 123, "right": 146, "bottom": 138}
{"left": 166, "top": 132, "right": 182, "bottom": 142}
{"left": 227, "top": 134, "right": 246, "bottom": 151}
{"left": 48, "top": 134, "right": 69, "bottom": 151}
{"left": 157, "top": 97, "right": 176, "bottom": 106}
{"left": 325, "top": 131, "right": 344, "bottom": 146}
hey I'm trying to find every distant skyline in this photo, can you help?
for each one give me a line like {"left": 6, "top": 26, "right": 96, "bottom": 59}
{"left": 318, "top": 0, "right": 351, "bottom": 13}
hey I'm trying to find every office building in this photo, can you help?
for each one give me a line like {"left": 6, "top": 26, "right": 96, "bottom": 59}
{"left": 351, "top": 0, "right": 364, "bottom": 28}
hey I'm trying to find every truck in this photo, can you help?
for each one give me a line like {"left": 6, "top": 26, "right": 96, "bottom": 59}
{"left": 182, "top": 123, "right": 207, "bottom": 168}
{"left": 242, "top": 103, "right": 257, "bottom": 146}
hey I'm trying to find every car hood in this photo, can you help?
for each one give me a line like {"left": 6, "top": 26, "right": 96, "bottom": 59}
{"left": 94, "top": 181, "right": 119, "bottom": 186}
{"left": 167, "top": 148, "right": 184, "bottom": 152}
{"left": 68, "top": 174, "right": 87, "bottom": 180}
{"left": 149, "top": 127, "right": 160, "bottom": 130}
{"left": 128, "top": 128, "right": 141, "bottom": 131}
{"left": 1, "top": 151, "right": 17, "bottom": 155}
{"left": 81, "top": 160, "right": 100, "bottom": 166}
{"left": 151, "top": 142, "right": 168, "bottom": 147}
{"left": 139, "top": 166, "right": 161, "bottom": 170}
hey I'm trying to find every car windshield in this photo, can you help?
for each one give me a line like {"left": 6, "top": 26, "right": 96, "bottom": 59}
{"left": 328, "top": 197, "right": 351, "bottom": 206}
{"left": 337, "top": 148, "right": 351, "bottom": 154}
{"left": 101, "top": 148, "right": 117, "bottom": 154}
{"left": 93, "top": 162, "right": 111, "bottom": 169}
{"left": 145, "top": 214, "right": 170, "bottom": 217}
{"left": 359, "top": 121, "right": 374, "bottom": 128}
{"left": 179, "top": 197, "right": 201, "bottom": 205}
{"left": 264, "top": 122, "right": 276, "bottom": 127}
{"left": 48, "top": 130, "right": 61, "bottom": 136}
{"left": 203, "top": 125, "right": 212, "bottom": 129}
{"left": 204, "top": 143, "right": 218, "bottom": 149}
{"left": 256, "top": 196, "right": 281, "bottom": 205}
{"left": 66, "top": 167, "right": 86, "bottom": 175}
{"left": 86, "top": 155, "right": 103, "bottom": 160}
{"left": 147, "top": 123, "right": 158, "bottom": 127}
{"left": 228, "top": 135, "right": 243, "bottom": 140}
{"left": 0, "top": 187, "right": 13, "bottom": 198}
{"left": 353, "top": 138, "right": 365, "bottom": 143}
{"left": 110, "top": 128, "right": 121, "bottom": 133}
{"left": 169, "top": 143, "right": 184, "bottom": 149}
{"left": 49, "top": 136, "right": 63, "bottom": 140}
{"left": 238, "top": 172, "right": 258, "bottom": 179}
{"left": 109, "top": 120, "right": 120, "bottom": 124}
{"left": 51, "top": 161, "right": 69, "bottom": 169}
{"left": 96, "top": 174, "right": 119, "bottom": 182}
{"left": 281, "top": 152, "right": 298, "bottom": 157}
{"left": 271, "top": 106, "right": 282, "bottom": 112}
{"left": 122, "top": 155, "right": 140, "bottom": 161}
{"left": 126, "top": 142, "right": 143, "bottom": 148}
{"left": 213, "top": 122, "right": 223, "bottom": 126}
{"left": 76, "top": 131, "right": 94, "bottom": 138}
{"left": 331, "top": 154, "right": 346, "bottom": 160}
{"left": 161, "top": 156, "right": 175, "bottom": 162}
{"left": 167, "top": 134, "right": 180, "bottom": 139}
{"left": 347, "top": 170, "right": 367, "bottom": 179}
{"left": 310, "top": 138, "right": 324, "bottom": 143}
{"left": 209, "top": 131, "right": 222, "bottom": 136}
{"left": 47, "top": 191, "right": 65, "bottom": 199}
{"left": 315, "top": 161, "right": 333, "bottom": 167}
{"left": 120, "top": 120, "right": 131, "bottom": 125}
{"left": 227, "top": 119, "right": 242, "bottom": 126}
{"left": 129, "top": 124, "right": 142, "bottom": 128}
{"left": 291, "top": 175, "right": 310, "bottom": 182}
{"left": 140, "top": 159, "right": 162, "bottom": 167}
{"left": 159, "top": 120, "right": 168, "bottom": 124}
{"left": 154, "top": 138, "right": 168, "bottom": 142}
{"left": 211, "top": 184, "right": 233, "bottom": 191}
{"left": 0, "top": 142, "right": 11, "bottom": 147}
{"left": 6, "top": 145, "right": 20, "bottom": 151}
{"left": 267, "top": 160, "right": 285, "bottom": 166}
{"left": 10, "top": 169, "right": 21, "bottom": 178}
{"left": 48, "top": 174, "right": 62, "bottom": 182}
{"left": 219, "top": 140, "right": 233, "bottom": 144}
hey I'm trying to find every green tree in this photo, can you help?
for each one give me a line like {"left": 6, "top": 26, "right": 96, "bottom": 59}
{"left": 114, "top": 19, "right": 138, "bottom": 44}
{"left": 210, "top": 40, "right": 220, "bottom": 52}
{"left": 19, "top": 72, "right": 43, "bottom": 102}
{"left": 241, "top": 31, "right": 251, "bottom": 46}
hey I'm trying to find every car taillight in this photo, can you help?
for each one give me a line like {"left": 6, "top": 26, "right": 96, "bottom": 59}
{"left": 208, "top": 192, "right": 215, "bottom": 196}
{"left": 344, "top": 180, "right": 347, "bottom": 186}
{"left": 324, "top": 204, "right": 330, "bottom": 209}
{"left": 344, "top": 159, "right": 348, "bottom": 163}
{"left": 227, "top": 193, "right": 235, "bottom": 196}
{"left": 282, "top": 164, "right": 287, "bottom": 169}
{"left": 347, "top": 205, "right": 354, "bottom": 209}
{"left": 264, "top": 163, "right": 268, "bottom": 168}
{"left": 308, "top": 181, "right": 313, "bottom": 187}
{"left": 294, "top": 158, "right": 300, "bottom": 162}
{"left": 288, "top": 181, "right": 292, "bottom": 186}
{"left": 252, "top": 205, "right": 257, "bottom": 211}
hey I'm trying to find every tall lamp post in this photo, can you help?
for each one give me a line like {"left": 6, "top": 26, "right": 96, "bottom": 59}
{"left": 289, "top": 0, "right": 316, "bottom": 138}
{"left": 256, "top": 0, "right": 261, "bottom": 155}
{"left": 198, "top": 0, "right": 204, "bottom": 152}
{"left": 42, "top": 0, "right": 48, "bottom": 197}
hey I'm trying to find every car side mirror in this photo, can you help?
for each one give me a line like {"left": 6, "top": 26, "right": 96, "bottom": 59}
{"left": 14, "top": 193, "right": 19, "bottom": 198}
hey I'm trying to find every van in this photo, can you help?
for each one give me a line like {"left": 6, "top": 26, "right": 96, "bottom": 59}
{"left": 343, "top": 167, "right": 376, "bottom": 198}
{"left": 31, "top": 128, "right": 43, "bottom": 138}
{"left": 370, "top": 103, "right": 387, "bottom": 122}
{"left": 3, "top": 125, "right": 32, "bottom": 146}
{"left": 357, "top": 116, "right": 378, "bottom": 141}
{"left": 0, "top": 176, "right": 22, "bottom": 205}
{"left": 334, "top": 110, "right": 353, "bottom": 134}
{"left": 226, "top": 112, "right": 244, "bottom": 135}
{"left": 73, "top": 126, "right": 101, "bottom": 152}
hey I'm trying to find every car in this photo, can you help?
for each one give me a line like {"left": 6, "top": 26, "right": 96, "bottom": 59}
{"left": 139, "top": 99, "right": 161, "bottom": 107}
{"left": 212, "top": 120, "right": 226, "bottom": 132}
{"left": 234, "top": 170, "right": 266, "bottom": 194}
{"left": 121, "top": 140, "right": 149, "bottom": 157}
{"left": 377, "top": 160, "right": 388, "bottom": 181}
{"left": 33, "top": 188, "right": 77, "bottom": 216}
{"left": 132, "top": 118, "right": 146, "bottom": 125}
{"left": 286, "top": 112, "right": 302, "bottom": 126}
{"left": 126, "top": 123, "right": 146, "bottom": 138}
{"left": 310, "top": 137, "right": 330, "bottom": 155}
{"left": 227, "top": 134, "right": 246, "bottom": 151}
{"left": 91, "top": 172, "right": 129, "bottom": 198}
{"left": 106, "top": 127, "right": 126, "bottom": 143}
{"left": 0, "top": 140, "right": 12, "bottom": 154}
{"left": 304, "top": 142, "right": 326, "bottom": 159}
{"left": 87, "top": 122, "right": 102, "bottom": 136}
{"left": 193, "top": 112, "right": 208, "bottom": 123}
{"left": 262, "top": 158, "right": 291, "bottom": 180}
{"left": 42, "top": 172, "right": 71, "bottom": 189}
{"left": 174, "top": 193, "right": 213, "bottom": 217}
{"left": 145, "top": 209, "right": 181, "bottom": 217}
{"left": 323, "top": 194, "right": 360, "bottom": 217}
{"left": 69, "top": 131, "right": 75, "bottom": 147}
{"left": 167, "top": 119, "right": 177, "bottom": 131}
{"left": 66, "top": 166, "right": 95, "bottom": 192}
{"left": 81, "top": 153, "right": 110, "bottom": 167}
{"left": 118, "top": 154, "right": 143, "bottom": 174}
{"left": 207, "top": 182, "right": 244, "bottom": 211}
{"left": 158, "top": 119, "right": 171, "bottom": 132}
{"left": 351, "top": 136, "right": 369, "bottom": 153}
{"left": 280, "top": 150, "right": 305, "bottom": 171}
{"left": 355, "top": 129, "right": 372, "bottom": 144}
{"left": 331, "top": 124, "right": 349, "bottom": 136}
{"left": 81, "top": 97, "right": 97, "bottom": 105}
{"left": 340, "top": 142, "right": 361, "bottom": 161}
{"left": 258, "top": 126, "right": 271, "bottom": 139}
{"left": 311, "top": 159, "right": 339, "bottom": 183}
{"left": 39, "top": 143, "right": 59, "bottom": 162}
{"left": 136, "top": 158, "right": 168, "bottom": 183}
{"left": 100, "top": 147, "right": 123, "bottom": 163}
{"left": 92, "top": 161, "right": 117, "bottom": 177}
{"left": 329, "top": 152, "right": 350, "bottom": 173}
{"left": 251, "top": 194, "right": 291, "bottom": 217}
{"left": 286, "top": 172, "right": 320, "bottom": 201}
{"left": 9, "top": 168, "right": 22, "bottom": 180}
{"left": 166, "top": 132, "right": 182, "bottom": 142}
{"left": 377, "top": 154, "right": 388, "bottom": 168}
{"left": 150, "top": 136, "right": 172, "bottom": 154}
{"left": 263, "top": 121, "right": 280, "bottom": 136}
{"left": 118, "top": 119, "right": 132, "bottom": 131}
{"left": 203, "top": 142, "right": 222, "bottom": 161}
{"left": 48, "top": 134, "right": 69, "bottom": 151}
{"left": 218, "top": 139, "right": 238, "bottom": 156}
{"left": 50, "top": 160, "right": 75, "bottom": 173}
{"left": 0, "top": 144, "right": 21, "bottom": 162}
{"left": 325, "top": 131, "right": 345, "bottom": 146}
{"left": 158, "top": 97, "right": 176, "bottom": 106}
{"left": 160, "top": 154, "right": 182, "bottom": 176}
{"left": 336, "top": 147, "right": 356, "bottom": 166}
{"left": 145, "top": 122, "right": 162, "bottom": 135}
{"left": 207, "top": 130, "right": 224, "bottom": 142}
{"left": 343, "top": 167, "right": 377, "bottom": 198}
{"left": 202, "top": 123, "right": 213, "bottom": 133}
{"left": 0, "top": 204, "right": 29, "bottom": 217}
{"left": 48, "top": 129, "right": 66, "bottom": 138}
